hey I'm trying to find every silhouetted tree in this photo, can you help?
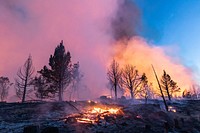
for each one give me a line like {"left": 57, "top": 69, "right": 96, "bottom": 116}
{"left": 0, "top": 77, "right": 12, "bottom": 102}
{"left": 15, "top": 55, "right": 35, "bottom": 103}
{"left": 138, "top": 74, "right": 151, "bottom": 103}
{"left": 33, "top": 76, "right": 51, "bottom": 99}
{"left": 107, "top": 59, "right": 122, "bottom": 100}
{"left": 160, "top": 70, "right": 179, "bottom": 101}
{"left": 38, "top": 40, "right": 72, "bottom": 101}
{"left": 152, "top": 65, "right": 168, "bottom": 111}
{"left": 69, "top": 62, "right": 83, "bottom": 101}
{"left": 182, "top": 89, "right": 192, "bottom": 98}
{"left": 122, "top": 65, "right": 147, "bottom": 99}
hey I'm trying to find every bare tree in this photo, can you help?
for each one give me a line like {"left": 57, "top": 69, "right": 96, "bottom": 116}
{"left": 122, "top": 65, "right": 146, "bottom": 99}
{"left": 69, "top": 62, "right": 83, "bottom": 101}
{"left": 0, "top": 77, "right": 12, "bottom": 102}
{"left": 152, "top": 65, "right": 168, "bottom": 111}
{"left": 107, "top": 59, "right": 122, "bottom": 100}
{"left": 15, "top": 55, "right": 35, "bottom": 103}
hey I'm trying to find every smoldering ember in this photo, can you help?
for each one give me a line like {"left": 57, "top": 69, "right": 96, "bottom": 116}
{"left": 1, "top": 0, "right": 200, "bottom": 133}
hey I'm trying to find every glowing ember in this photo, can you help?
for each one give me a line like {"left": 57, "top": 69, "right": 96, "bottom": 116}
{"left": 168, "top": 106, "right": 176, "bottom": 112}
{"left": 67, "top": 106, "right": 122, "bottom": 124}
{"left": 107, "top": 95, "right": 112, "bottom": 99}
{"left": 91, "top": 107, "right": 119, "bottom": 114}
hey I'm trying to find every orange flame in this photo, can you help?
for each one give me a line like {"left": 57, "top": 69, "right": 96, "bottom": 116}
{"left": 75, "top": 106, "right": 122, "bottom": 124}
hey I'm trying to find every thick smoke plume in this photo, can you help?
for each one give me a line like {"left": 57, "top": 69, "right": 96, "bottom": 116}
{"left": 0, "top": 0, "right": 119, "bottom": 101}
{"left": 0, "top": 0, "right": 195, "bottom": 101}
{"left": 111, "top": 0, "right": 140, "bottom": 41}
{"left": 110, "top": 0, "right": 194, "bottom": 96}
{"left": 112, "top": 37, "right": 193, "bottom": 96}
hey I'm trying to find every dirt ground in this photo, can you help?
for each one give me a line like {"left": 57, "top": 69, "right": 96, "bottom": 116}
{"left": 0, "top": 99, "right": 200, "bottom": 133}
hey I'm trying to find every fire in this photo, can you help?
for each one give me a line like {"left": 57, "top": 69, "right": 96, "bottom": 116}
{"left": 91, "top": 107, "right": 119, "bottom": 114}
{"left": 66, "top": 106, "right": 122, "bottom": 124}
{"left": 168, "top": 106, "right": 176, "bottom": 113}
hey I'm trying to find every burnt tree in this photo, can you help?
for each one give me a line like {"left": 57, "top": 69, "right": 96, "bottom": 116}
{"left": 107, "top": 59, "right": 122, "bottom": 100}
{"left": 38, "top": 40, "right": 72, "bottom": 101}
{"left": 152, "top": 65, "right": 168, "bottom": 111}
{"left": 122, "top": 65, "right": 146, "bottom": 99}
{"left": 138, "top": 74, "right": 150, "bottom": 103}
{"left": 161, "top": 70, "right": 179, "bottom": 101}
{"left": 69, "top": 62, "right": 83, "bottom": 101}
{"left": 0, "top": 77, "right": 12, "bottom": 102}
{"left": 15, "top": 55, "right": 35, "bottom": 103}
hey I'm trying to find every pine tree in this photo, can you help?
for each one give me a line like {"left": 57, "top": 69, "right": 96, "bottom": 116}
{"left": 38, "top": 40, "right": 72, "bottom": 101}
{"left": 33, "top": 76, "right": 51, "bottom": 99}
{"left": 160, "top": 70, "right": 179, "bottom": 101}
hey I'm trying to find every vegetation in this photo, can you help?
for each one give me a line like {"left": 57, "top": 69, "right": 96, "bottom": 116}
{"left": 15, "top": 55, "right": 35, "bottom": 103}
{"left": 160, "top": 70, "right": 180, "bottom": 101}
{"left": 0, "top": 77, "right": 12, "bottom": 101}
{"left": 38, "top": 40, "right": 72, "bottom": 101}
{"left": 107, "top": 59, "right": 122, "bottom": 100}
{"left": 1, "top": 40, "right": 198, "bottom": 103}
{"left": 121, "top": 64, "right": 147, "bottom": 99}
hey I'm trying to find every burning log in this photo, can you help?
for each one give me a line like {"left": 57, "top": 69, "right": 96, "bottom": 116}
{"left": 64, "top": 105, "right": 123, "bottom": 125}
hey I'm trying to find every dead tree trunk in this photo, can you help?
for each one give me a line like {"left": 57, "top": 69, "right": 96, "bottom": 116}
{"left": 151, "top": 65, "right": 168, "bottom": 111}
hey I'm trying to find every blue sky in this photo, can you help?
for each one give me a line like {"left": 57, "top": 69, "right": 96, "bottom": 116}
{"left": 134, "top": 0, "right": 200, "bottom": 81}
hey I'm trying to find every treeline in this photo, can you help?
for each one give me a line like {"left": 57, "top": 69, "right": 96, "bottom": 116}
{"left": 0, "top": 41, "right": 199, "bottom": 103}
{"left": 107, "top": 59, "right": 199, "bottom": 102}
{"left": 0, "top": 41, "right": 82, "bottom": 102}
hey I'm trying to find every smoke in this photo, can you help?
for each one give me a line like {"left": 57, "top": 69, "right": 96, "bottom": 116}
{"left": 111, "top": 0, "right": 140, "bottom": 41}
{"left": 0, "top": 0, "right": 195, "bottom": 101}
{"left": 112, "top": 37, "right": 194, "bottom": 96}
{"left": 0, "top": 0, "right": 119, "bottom": 101}
{"left": 109, "top": 0, "right": 195, "bottom": 96}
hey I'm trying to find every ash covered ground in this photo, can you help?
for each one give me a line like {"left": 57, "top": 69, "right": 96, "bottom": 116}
{"left": 0, "top": 99, "right": 200, "bottom": 133}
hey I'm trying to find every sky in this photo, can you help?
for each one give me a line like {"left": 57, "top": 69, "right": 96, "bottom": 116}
{"left": 134, "top": 0, "right": 200, "bottom": 81}
{"left": 0, "top": 0, "right": 199, "bottom": 101}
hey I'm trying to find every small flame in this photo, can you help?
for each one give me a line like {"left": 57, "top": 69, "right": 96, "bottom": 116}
{"left": 168, "top": 106, "right": 176, "bottom": 113}
{"left": 91, "top": 107, "right": 119, "bottom": 114}
{"left": 107, "top": 95, "right": 112, "bottom": 99}
{"left": 74, "top": 106, "right": 122, "bottom": 124}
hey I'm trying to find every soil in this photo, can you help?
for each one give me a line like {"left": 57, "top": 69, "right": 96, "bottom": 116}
{"left": 0, "top": 99, "right": 200, "bottom": 133}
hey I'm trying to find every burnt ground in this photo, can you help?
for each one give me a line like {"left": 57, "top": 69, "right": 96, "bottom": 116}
{"left": 0, "top": 99, "right": 200, "bottom": 133}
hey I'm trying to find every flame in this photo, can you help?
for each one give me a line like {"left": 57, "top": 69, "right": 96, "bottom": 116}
{"left": 168, "top": 106, "right": 176, "bottom": 113}
{"left": 73, "top": 106, "right": 122, "bottom": 124}
{"left": 91, "top": 107, "right": 119, "bottom": 114}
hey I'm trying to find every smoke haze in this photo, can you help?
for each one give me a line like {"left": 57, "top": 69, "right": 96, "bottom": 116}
{"left": 0, "top": 0, "right": 194, "bottom": 101}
